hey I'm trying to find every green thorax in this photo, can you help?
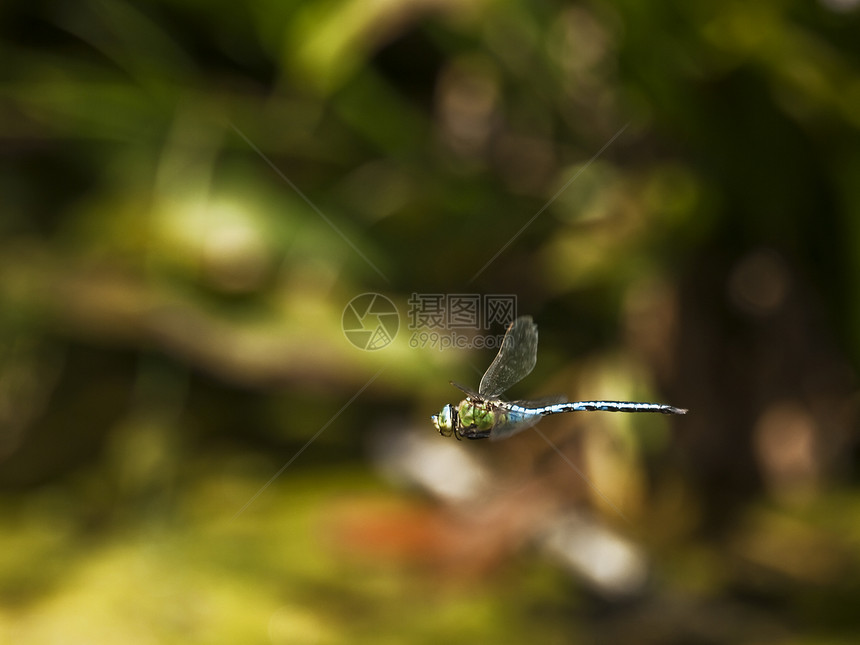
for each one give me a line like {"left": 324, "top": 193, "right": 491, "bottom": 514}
{"left": 457, "top": 399, "right": 507, "bottom": 434}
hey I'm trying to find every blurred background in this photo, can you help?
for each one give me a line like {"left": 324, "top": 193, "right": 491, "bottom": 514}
{"left": 2, "top": 0, "right": 859, "bottom": 642}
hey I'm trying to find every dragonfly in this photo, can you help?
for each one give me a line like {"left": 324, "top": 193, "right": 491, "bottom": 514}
{"left": 432, "top": 316, "right": 687, "bottom": 440}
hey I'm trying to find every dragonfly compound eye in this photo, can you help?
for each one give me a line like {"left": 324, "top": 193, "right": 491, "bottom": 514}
{"left": 432, "top": 404, "right": 455, "bottom": 437}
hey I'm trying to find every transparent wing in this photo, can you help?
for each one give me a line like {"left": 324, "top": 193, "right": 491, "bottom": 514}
{"left": 509, "top": 394, "right": 568, "bottom": 408}
{"left": 488, "top": 404, "right": 542, "bottom": 441}
{"left": 450, "top": 381, "right": 482, "bottom": 400}
{"left": 487, "top": 395, "right": 566, "bottom": 441}
{"left": 478, "top": 316, "right": 539, "bottom": 398}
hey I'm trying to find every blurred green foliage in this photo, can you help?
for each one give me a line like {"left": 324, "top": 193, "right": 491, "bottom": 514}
{"left": 2, "top": 0, "right": 860, "bottom": 642}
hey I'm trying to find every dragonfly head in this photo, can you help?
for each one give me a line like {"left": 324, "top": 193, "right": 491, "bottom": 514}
{"left": 431, "top": 404, "right": 456, "bottom": 437}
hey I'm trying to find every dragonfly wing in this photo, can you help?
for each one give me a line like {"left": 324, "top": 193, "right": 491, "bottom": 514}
{"left": 478, "top": 316, "right": 539, "bottom": 398}
{"left": 510, "top": 394, "right": 568, "bottom": 408}
{"left": 450, "top": 381, "right": 482, "bottom": 399}
{"left": 489, "top": 395, "right": 566, "bottom": 441}
{"left": 489, "top": 405, "right": 542, "bottom": 441}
